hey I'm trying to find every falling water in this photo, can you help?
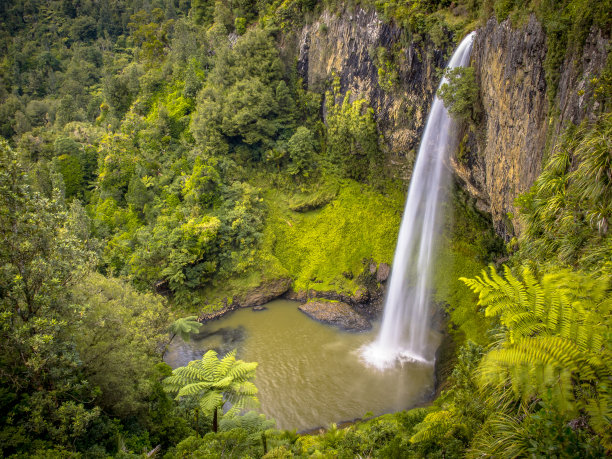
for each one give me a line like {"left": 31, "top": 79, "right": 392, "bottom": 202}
{"left": 362, "top": 32, "right": 476, "bottom": 370}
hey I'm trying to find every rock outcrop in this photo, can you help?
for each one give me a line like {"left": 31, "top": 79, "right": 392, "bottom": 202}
{"left": 298, "top": 300, "right": 372, "bottom": 331}
{"left": 198, "top": 277, "right": 291, "bottom": 322}
{"left": 297, "top": 7, "right": 448, "bottom": 179}
{"left": 296, "top": 10, "right": 609, "bottom": 240}
{"left": 233, "top": 277, "right": 292, "bottom": 307}
{"left": 466, "top": 16, "right": 609, "bottom": 239}
{"left": 469, "top": 16, "right": 549, "bottom": 238}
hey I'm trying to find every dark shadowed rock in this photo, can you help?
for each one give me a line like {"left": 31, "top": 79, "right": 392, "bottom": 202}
{"left": 298, "top": 300, "right": 371, "bottom": 331}
{"left": 284, "top": 289, "right": 308, "bottom": 302}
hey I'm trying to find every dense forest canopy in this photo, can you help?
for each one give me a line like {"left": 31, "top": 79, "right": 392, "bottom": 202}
{"left": 0, "top": 0, "right": 610, "bottom": 457}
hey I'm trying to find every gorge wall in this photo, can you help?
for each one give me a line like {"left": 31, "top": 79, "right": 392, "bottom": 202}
{"left": 297, "top": 8, "right": 449, "bottom": 180}
{"left": 295, "top": 9, "right": 609, "bottom": 240}
{"left": 467, "top": 17, "right": 609, "bottom": 238}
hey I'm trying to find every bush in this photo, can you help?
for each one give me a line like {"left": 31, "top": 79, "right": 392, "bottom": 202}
{"left": 437, "top": 66, "right": 479, "bottom": 123}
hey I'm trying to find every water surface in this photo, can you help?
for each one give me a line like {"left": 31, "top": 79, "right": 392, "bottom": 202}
{"left": 165, "top": 299, "right": 435, "bottom": 431}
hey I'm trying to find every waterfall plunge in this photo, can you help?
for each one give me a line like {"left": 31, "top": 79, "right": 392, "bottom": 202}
{"left": 362, "top": 32, "right": 476, "bottom": 370}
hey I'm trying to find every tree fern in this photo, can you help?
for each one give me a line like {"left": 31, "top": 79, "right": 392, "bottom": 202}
{"left": 516, "top": 113, "right": 611, "bottom": 271}
{"left": 169, "top": 315, "right": 202, "bottom": 341}
{"left": 460, "top": 266, "right": 611, "bottom": 444}
{"left": 163, "top": 349, "right": 259, "bottom": 431}
{"left": 410, "top": 410, "right": 451, "bottom": 443}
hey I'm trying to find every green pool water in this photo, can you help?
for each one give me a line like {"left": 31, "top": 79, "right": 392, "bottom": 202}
{"left": 164, "top": 299, "right": 436, "bottom": 431}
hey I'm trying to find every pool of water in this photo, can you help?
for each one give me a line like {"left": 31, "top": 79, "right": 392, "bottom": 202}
{"left": 164, "top": 299, "right": 437, "bottom": 431}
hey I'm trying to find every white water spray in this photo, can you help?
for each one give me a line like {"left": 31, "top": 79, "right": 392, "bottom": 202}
{"left": 362, "top": 32, "right": 476, "bottom": 370}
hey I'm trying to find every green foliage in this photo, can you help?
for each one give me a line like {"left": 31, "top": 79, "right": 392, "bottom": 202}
{"left": 263, "top": 180, "right": 403, "bottom": 294}
{"left": 408, "top": 342, "right": 487, "bottom": 457}
{"left": 190, "top": 28, "right": 289, "bottom": 162}
{"left": 128, "top": 9, "right": 175, "bottom": 66}
{"left": 219, "top": 410, "right": 276, "bottom": 434}
{"left": 433, "top": 186, "right": 506, "bottom": 345}
{"left": 287, "top": 126, "right": 317, "bottom": 178}
{"left": 469, "top": 403, "right": 606, "bottom": 458}
{"left": 288, "top": 186, "right": 337, "bottom": 212}
{"left": 325, "top": 88, "right": 381, "bottom": 182}
{"left": 1, "top": 0, "right": 609, "bottom": 456}
{"left": 54, "top": 153, "right": 84, "bottom": 199}
{"left": 72, "top": 273, "right": 172, "bottom": 419}
{"left": 192, "top": 0, "right": 216, "bottom": 25}
{"left": 461, "top": 266, "right": 611, "bottom": 447}
{"left": 235, "top": 16, "right": 248, "bottom": 35}
{"left": 170, "top": 316, "right": 204, "bottom": 341}
{"left": 516, "top": 114, "right": 611, "bottom": 272}
{"left": 182, "top": 157, "right": 221, "bottom": 208}
{"left": 438, "top": 66, "right": 479, "bottom": 124}
{"left": 163, "top": 349, "right": 259, "bottom": 430}
{"left": 0, "top": 140, "right": 97, "bottom": 454}
{"left": 373, "top": 46, "right": 399, "bottom": 92}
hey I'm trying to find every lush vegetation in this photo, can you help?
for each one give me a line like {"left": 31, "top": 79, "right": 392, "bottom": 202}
{"left": 0, "top": 0, "right": 609, "bottom": 457}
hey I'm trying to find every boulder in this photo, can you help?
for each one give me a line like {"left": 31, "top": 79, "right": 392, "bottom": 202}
{"left": 376, "top": 263, "right": 390, "bottom": 282}
{"left": 235, "top": 277, "right": 292, "bottom": 307}
{"left": 298, "top": 300, "right": 371, "bottom": 331}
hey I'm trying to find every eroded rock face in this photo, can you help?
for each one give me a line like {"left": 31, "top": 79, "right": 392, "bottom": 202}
{"left": 470, "top": 16, "right": 549, "bottom": 239}
{"left": 297, "top": 7, "right": 448, "bottom": 179}
{"left": 297, "top": 11, "right": 608, "bottom": 241}
{"left": 376, "top": 263, "right": 390, "bottom": 282}
{"left": 556, "top": 27, "right": 609, "bottom": 129}
{"left": 465, "top": 16, "right": 608, "bottom": 239}
{"left": 298, "top": 300, "right": 372, "bottom": 331}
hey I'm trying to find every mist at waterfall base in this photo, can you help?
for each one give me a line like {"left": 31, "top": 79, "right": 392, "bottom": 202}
{"left": 361, "top": 32, "right": 476, "bottom": 371}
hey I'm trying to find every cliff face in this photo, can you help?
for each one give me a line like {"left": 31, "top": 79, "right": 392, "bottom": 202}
{"left": 468, "top": 16, "right": 549, "bottom": 238}
{"left": 296, "top": 10, "right": 609, "bottom": 239}
{"left": 467, "top": 17, "right": 609, "bottom": 238}
{"left": 297, "top": 8, "right": 448, "bottom": 179}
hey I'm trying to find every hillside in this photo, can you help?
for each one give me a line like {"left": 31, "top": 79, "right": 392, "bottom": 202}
{"left": 0, "top": 0, "right": 610, "bottom": 457}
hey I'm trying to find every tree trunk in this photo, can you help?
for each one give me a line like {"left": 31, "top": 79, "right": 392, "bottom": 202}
{"left": 212, "top": 406, "right": 218, "bottom": 433}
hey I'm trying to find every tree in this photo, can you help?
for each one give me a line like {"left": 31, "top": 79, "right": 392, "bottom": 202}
{"left": 191, "top": 0, "right": 215, "bottom": 25}
{"left": 0, "top": 139, "right": 97, "bottom": 453}
{"left": 287, "top": 126, "right": 316, "bottom": 178}
{"left": 437, "top": 66, "right": 479, "bottom": 123}
{"left": 326, "top": 90, "right": 380, "bottom": 181}
{"left": 169, "top": 316, "right": 203, "bottom": 342}
{"left": 516, "top": 114, "right": 611, "bottom": 272}
{"left": 163, "top": 350, "right": 259, "bottom": 432}
{"left": 72, "top": 272, "right": 171, "bottom": 419}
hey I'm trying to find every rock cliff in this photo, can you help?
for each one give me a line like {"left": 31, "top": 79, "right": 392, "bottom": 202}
{"left": 468, "top": 16, "right": 549, "bottom": 238}
{"left": 467, "top": 16, "right": 609, "bottom": 238}
{"left": 295, "top": 10, "right": 609, "bottom": 240}
{"left": 297, "top": 8, "right": 448, "bottom": 179}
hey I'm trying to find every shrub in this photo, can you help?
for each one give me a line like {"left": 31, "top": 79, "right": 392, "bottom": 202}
{"left": 437, "top": 66, "right": 479, "bottom": 123}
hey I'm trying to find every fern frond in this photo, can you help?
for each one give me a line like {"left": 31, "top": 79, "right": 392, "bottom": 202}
{"left": 177, "top": 382, "right": 211, "bottom": 398}
{"left": 162, "top": 348, "right": 260, "bottom": 419}
{"left": 199, "top": 391, "right": 224, "bottom": 412}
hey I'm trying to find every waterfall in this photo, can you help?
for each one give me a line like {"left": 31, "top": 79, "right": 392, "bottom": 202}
{"left": 362, "top": 32, "right": 476, "bottom": 370}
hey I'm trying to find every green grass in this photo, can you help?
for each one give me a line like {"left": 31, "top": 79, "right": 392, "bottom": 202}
{"left": 260, "top": 179, "right": 405, "bottom": 295}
